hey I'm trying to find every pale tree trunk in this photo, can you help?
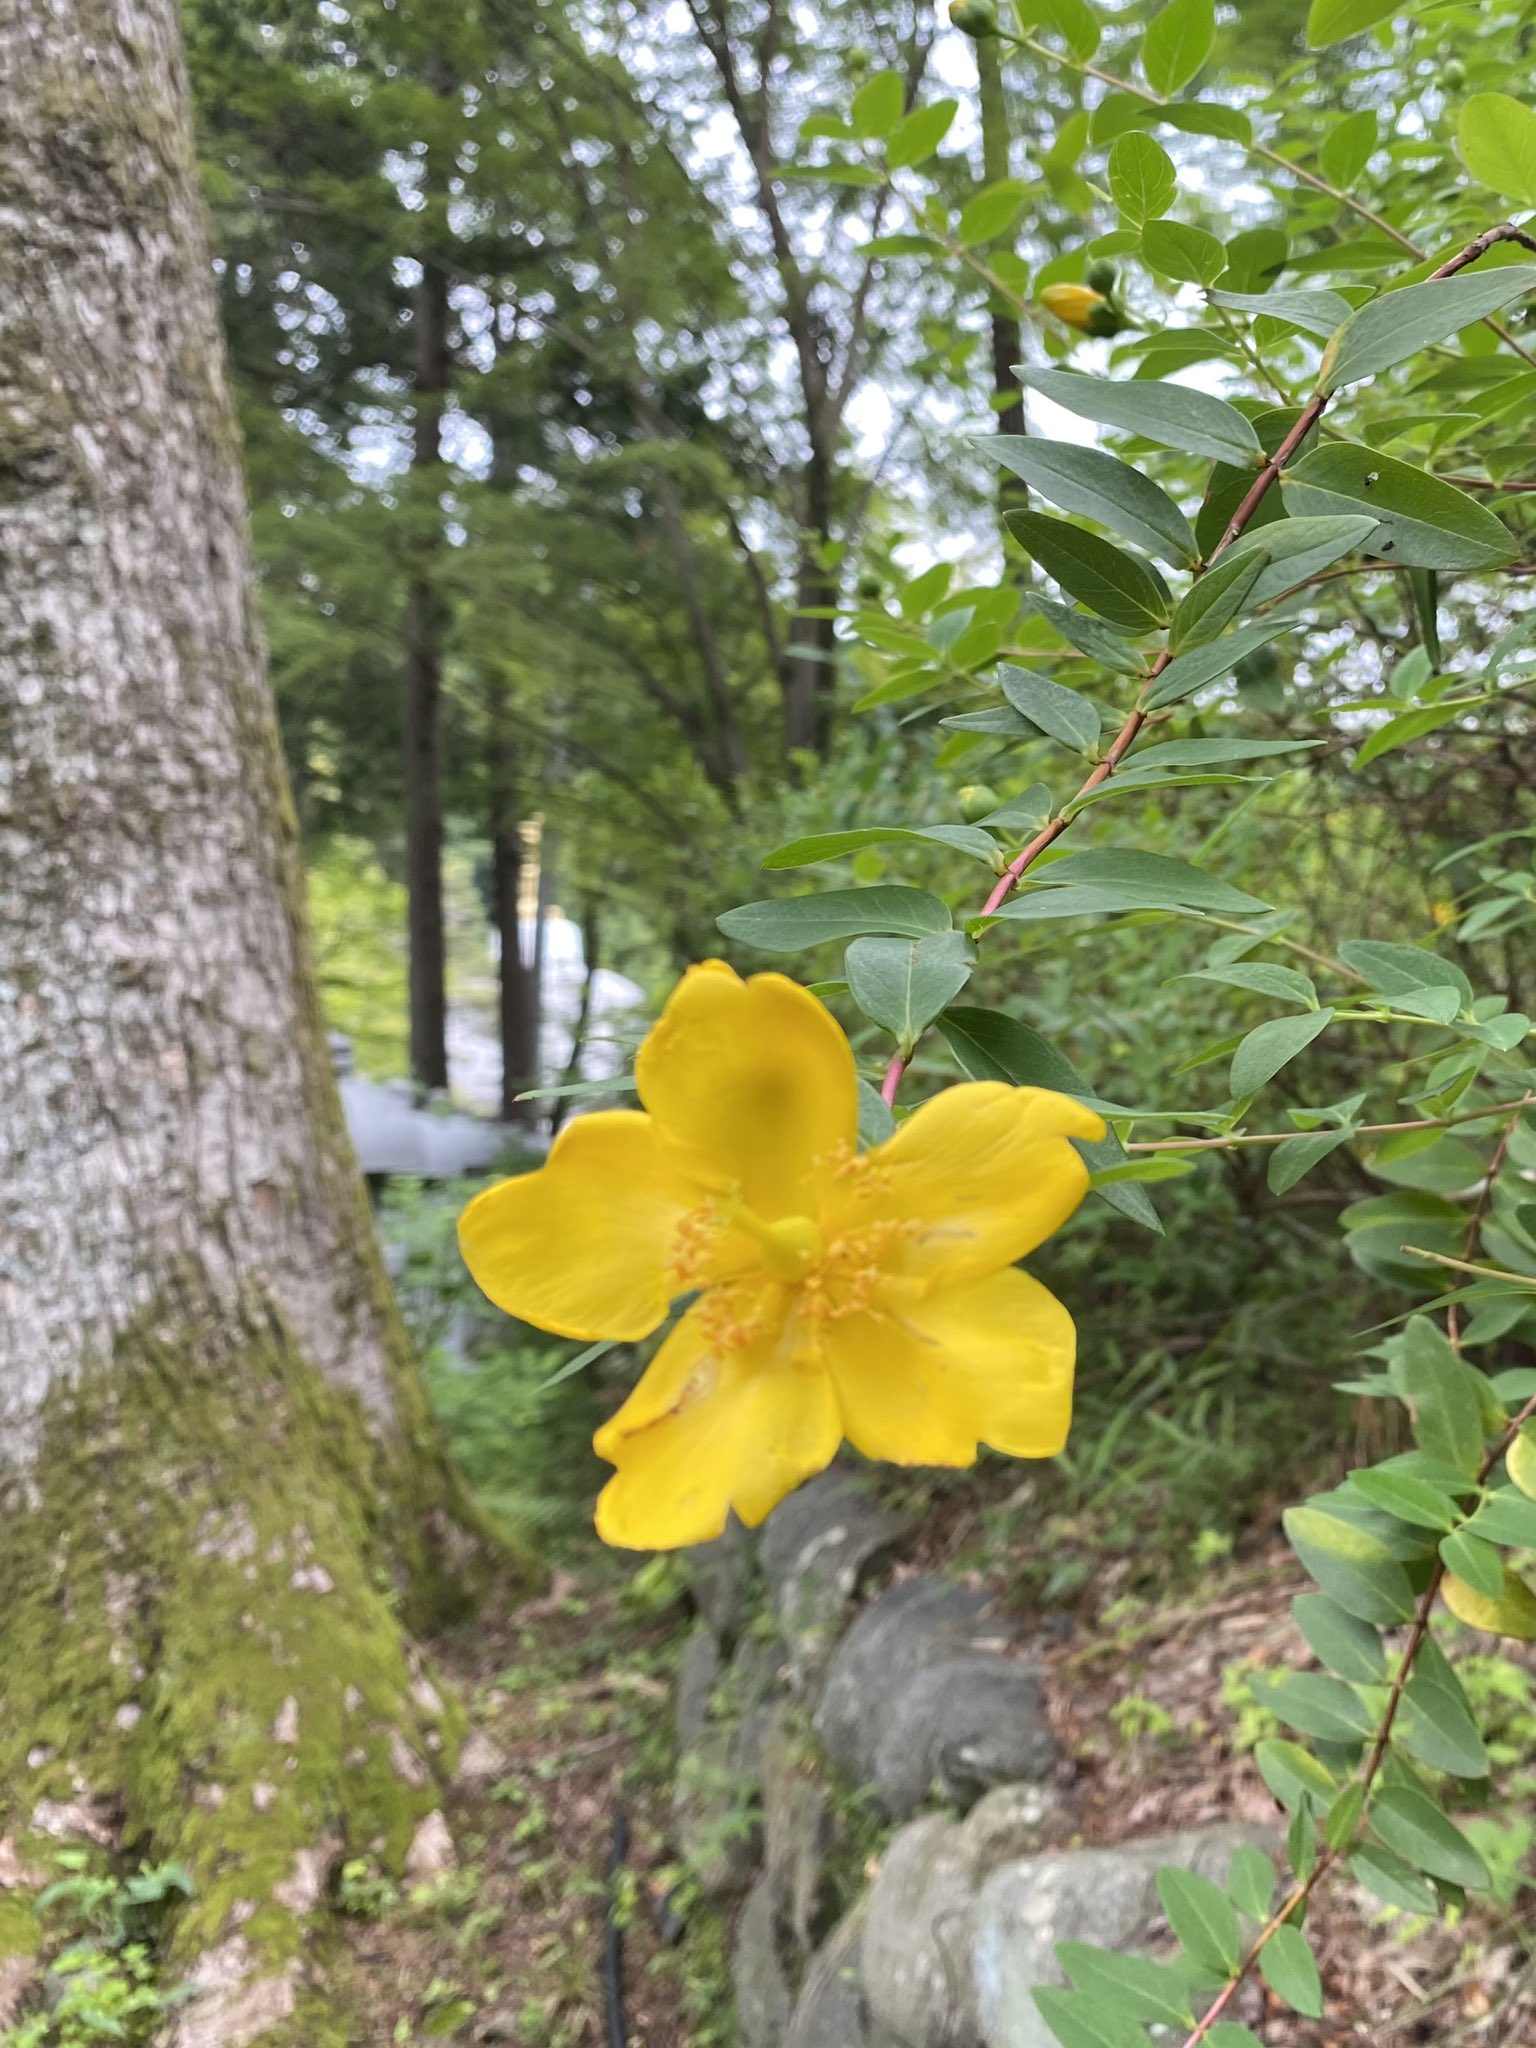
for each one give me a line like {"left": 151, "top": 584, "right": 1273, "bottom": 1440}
{"left": 0, "top": 3, "right": 513, "bottom": 2039}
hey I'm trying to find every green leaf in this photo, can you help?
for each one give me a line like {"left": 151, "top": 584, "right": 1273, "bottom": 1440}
{"left": 1218, "top": 514, "right": 1377, "bottom": 604}
{"left": 1168, "top": 554, "right": 1268, "bottom": 654}
{"left": 1465, "top": 1487, "right": 1536, "bottom": 1549}
{"left": 1510, "top": 1428, "right": 1536, "bottom": 1503}
{"left": 1142, "top": 219, "right": 1226, "bottom": 286}
{"left": 1258, "top": 1924, "right": 1323, "bottom": 2018}
{"left": 1013, "top": 367, "right": 1262, "bottom": 468}
{"left": 937, "top": 1006, "right": 1162, "bottom": 1232}
{"left": 1141, "top": 0, "right": 1215, "bottom": 93}
{"left": 958, "top": 178, "right": 1030, "bottom": 247}
{"left": 999, "top": 665, "right": 1102, "bottom": 754}
{"left": 1208, "top": 285, "right": 1354, "bottom": 340}
{"left": 844, "top": 931, "right": 974, "bottom": 1051}
{"left": 1142, "top": 620, "right": 1292, "bottom": 710}
{"left": 1348, "top": 1843, "right": 1438, "bottom": 1914}
{"left": 1255, "top": 1737, "right": 1339, "bottom": 1813}
{"left": 856, "top": 1078, "right": 894, "bottom": 1149}
{"left": 1005, "top": 512, "right": 1171, "bottom": 628}
{"left": 1057, "top": 1944, "right": 1194, "bottom": 2027}
{"left": 1129, "top": 738, "right": 1316, "bottom": 771}
{"left": 1023, "top": 592, "right": 1152, "bottom": 674}
{"left": 764, "top": 824, "right": 1001, "bottom": 869}
{"left": 1033, "top": 0, "right": 1102, "bottom": 60}
{"left": 1369, "top": 1786, "right": 1490, "bottom": 1889}
{"left": 1269, "top": 1127, "right": 1356, "bottom": 1195}
{"left": 1307, "top": 0, "right": 1400, "bottom": 46}
{"left": 1203, "top": 2030, "right": 1264, "bottom": 2048}
{"left": 1249, "top": 1670, "right": 1374, "bottom": 1742}
{"left": 1281, "top": 445, "right": 1518, "bottom": 574}
{"left": 1319, "top": 109, "right": 1378, "bottom": 189}
{"left": 1321, "top": 268, "right": 1536, "bottom": 391}
{"left": 1156, "top": 1866, "right": 1242, "bottom": 1974}
{"left": 988, "top": 437, "right": 1197, "bottom": 565}
{"left": 1351, "top": 700, "right": 1474, "bottom": 773}
{"left": 1396, "top": 1638, "right": 1490, "bottom": 1779}
{"left": 1283, "top": 1504, "right": 1416, "bottom": 1623}
{"left": 535, "top": 1337, "right": 617, "bottom": 1393}
{"left": 999, "top": 848, "right": 1270, "bottom": 923}
{"left": 1031, "top": 1987, "right": 1146, "bottom": 2048}
{"left": 1394, "top": 1317, "right": 1486, "bottom": 1477}
{"left": 1350, "top": 1469, "right": 1459, "bottom": 1530}
{"left": 1109, "top": 131, "right": 1178, "bottom": 226}
{"left": 849, "top": 71, "right": 905, "bottom": 141}
{"left": 1458, "top": 94, "right": 1536, "bottom": 208}
{"left": 886, "top": 98, "right": 958, "bottom": 170}
{"left": 1230, "top": 1009, "right": 1333, "bottom": 1099}
{"left": 1439, "top": 1529, "right": 1506, "bottom": 1599}
{"left": 1225, "top": 1844, "right": 1275, "bottom": 1920}
{"left": 1337, "top": 941, "right": 1471, "bottom": 1006}
{"left": 1291, "top": 1593, "right": 1385, "bottom": 1682}
{"left": 716, "top": 886, "right": 952, "bottom": 952}
{"left": 1178, "top": 962, "right": 1316, "bottom": 1005}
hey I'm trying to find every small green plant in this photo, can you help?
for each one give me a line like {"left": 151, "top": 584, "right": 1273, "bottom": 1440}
{"left": 1109, "top": 1693, "right": 1176, "bottom": 1748}
{"left": 337, "top": 1857, "right": 399, "bottom": 1921}
{"left": 2, "top": 1858, "right": 195, "bottom": 2047}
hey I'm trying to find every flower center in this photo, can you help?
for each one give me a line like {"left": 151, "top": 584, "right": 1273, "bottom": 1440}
{"left": 742, "top": 1211, "right": 824, "bottom": 1283}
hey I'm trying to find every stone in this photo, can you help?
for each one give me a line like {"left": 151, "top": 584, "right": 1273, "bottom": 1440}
{"left": 676, "top": 1625, "right": 721, "bottom": 1751}
{"left": 813, "top": 1576, "right": 996, "bottom": 1783}
{"left": 734, "top": 1877, "right": 794, "bottom": 2048}
{"left": 403, "top": 1810, "right": 456, "bottom": 1883}
{"left": 869, "top": 1653, "right": 1056, "bottom": 1820}
{"left": 687, "top": 1513, "right": 757, "bottom": 1645}
{"left": 971, "top": 1823, "right": 1279, "bottom": 2048}
{"left": 759, "top": 1470, "right": 913, "bottom": 1684}
{"left": 759, "top": 1707, "right": 830, "bottom": 1959}
{"left": 672, "top": 1633, "right": 782, "bottom": 1899}
{"left": 861, "top": 1813, "right": 980, "bottom": 2048}
{"left": 785, "top": 1906, "right": 870, "bottom": 2048}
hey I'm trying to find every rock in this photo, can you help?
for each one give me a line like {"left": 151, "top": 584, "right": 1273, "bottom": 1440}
{"left": 786, "top": 1906, "right": 870, "bottom": 2048}
{"left": 971, "top": 1823, "right": 1279, "bottom": 2048}
{"left": 861, "top": 1813, "right": 980, "bottom": 2048}
{"left": 687, "top": 1513, "right": 757, "bottom": 1645}
{"left": 813, "top": 1576, "right": 996, "bottom": 1783}
{"left": 673, "top": 1633, "right": 782, "bottom": 1898}
{"left": 403, "top": 1810, "right": 456, "bottom": 1883}
{"left": 959, "top": 1782, "right": 1068, "bottom": 1870}
{"left": 676, "top": 1625, "right": 721, "bottom": 1751}
{"left": 869, "top": 1653, "right": 1055, "bottom": 1819}
{"left": 759, "top": 1707, "right": 830, "bottom": 1959}
{"left": 734, "top": 1878, "right": 793, "bottom": 2048}
{"left": 759, "top": 1470, "right": 912, "bottom": 1684}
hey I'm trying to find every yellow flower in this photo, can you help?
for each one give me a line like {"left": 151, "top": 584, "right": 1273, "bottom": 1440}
{"left": 458, "top": 963, "right": 1103, "bottom": 1550}
{"left": 1039, "top": 282, "right": 1123, "bottom": 336}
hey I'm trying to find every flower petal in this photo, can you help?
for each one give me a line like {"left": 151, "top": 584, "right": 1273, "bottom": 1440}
{"left": 636, "top": 961, "right": 857, "bottom": 1220}
{"left": 824, "top": 1266, "right": 1076, "bottom": 1465}
{"left": 593, "top": 1297, "right": 840, "bottom": 1549}
{"left": 458, "top": 1111, "right": 691, "bottom": 1341}
{"left": 843, "top": 1082, "right": 1104, "bottom": 1287}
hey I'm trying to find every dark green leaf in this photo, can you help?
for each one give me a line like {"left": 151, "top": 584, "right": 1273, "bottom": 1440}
{"left": 1269, "top": 1127, "right": 1356, "bottom": 1194}
{"left": 1031, "top": 1987, "right": 1147, "bottom": 2048}
{"left": 1369, "top": 1786, "right": 1490, "bottom": 1889}
{"left": 989, "top": 437, "right": 1198, "bottom": 565}
{"left": 1218, "top": 514, "right": 1378, "bottom": 603}
{"left": 1348, "top": 1843, "right": 1438, "bottom": 1914}
{"left": 1005, "top": 512, "right": 1171, "bottom": 628}
{"left": 1226, "top": 1844, "right": 1275, "bottom": 1920}
{"left": 1142, "top": 219, "right": 1227, "bottom": 286}
{"left": 1143, "top": 620, "right": 1292, "bottom": 710}
{"left": 845, "top": 931, "right": 974, "bottom": 1051}
{"left": 1014, "top": 367, "right": 1262, "bottom": 468}
{"left": 1350, "top": 1470, "right": 1460, "bottom": 1530}
{"left": 1023, "top": 592, "right": 1152, "bottom": 675}
{"left": 1207, "top": 285, "right": 1353, "bottom": 340}
{"left": 999, "top": 665, "right": 1102, "bottom": 754}
{"left": 856, "top": 1078, "right": 894, "bottom": 1149}
{"left": 1281, "top": 445, "right": 1518, "bottom": 574}
{"left": 1396, "top": 1638, "right": 1490, "bottom": 1779}
{"left": 1283, "top": 1504, "right": 1416, "bottom": 1623}
{"left": 1256, "top": 1738, "right": 1339, "bottom": 1813}
{"left": 716, "top": 886, "right": 951, "bottom": 952}
{"left": 1168, "top": 554, "right": 1268, "bottom": 654}
{"left": 998, "top": 848, "right": 1270, "bottom": 923}
{"left": 1337, "top": 941, "right": 1471, "bottom": 1006}
{"left": 1465, "top": 1488, "right": 1536, "bottom": 1549}
{"left": 1393, "top": 1317, "right": 1486, "bottom": 1477}
{"left": 1250, "top": 1670, "right": 1373, "bottom": 1742}
{"left": 1177, "top": 962, "right": 1317, "bottom": 1004}
{"left": 1230, "top": 1010, "right": 1333, "bottom": 1099}
{"left": 1439, "top": 1529, "right": 1506, "bottom": 1599}
{"left": 764, "top": 824, "right": 1000, "bottom": 869}
{"left": 1057, "top": 1944, "right": 1193, "bottom": 2026}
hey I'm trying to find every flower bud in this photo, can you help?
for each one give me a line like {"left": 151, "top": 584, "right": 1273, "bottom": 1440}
{"left": 957, "top": 783, "right": 1001, "bottom": 823}
{"left": 1039, "top": 282, "right": 1125, "bottom": 337}
{"left": 1084, "top": 257, "right": 1118, "bottom": 294}
{"left": 948, "top": 0, "right": 1000, "bottom": 38}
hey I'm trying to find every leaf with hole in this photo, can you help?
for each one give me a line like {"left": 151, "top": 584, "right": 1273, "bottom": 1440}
{"left": 1005, "top": 513, "right": 1171, "bottom": 628}
{"left": 716, "top": 886, "right": 951, "bottom": 953}
{"left": 844, "top": 931, "right": 974, "bottom": 1052}
{"left": 1282, "top": 445, "right": 1518, "bottom": 574}
{"left": 988, "top": 437, "right": 1197, "bottom": 564}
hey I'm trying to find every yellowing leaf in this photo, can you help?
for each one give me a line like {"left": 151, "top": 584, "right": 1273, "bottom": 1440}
{"left": 1509, "top": 1425, "right": 1536, "bottom": 1501}
{"left": 1442, "top": 1565, "right": 1536, "bottom": 1640}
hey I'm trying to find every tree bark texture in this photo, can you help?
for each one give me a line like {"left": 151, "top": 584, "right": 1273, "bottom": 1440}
{"left": 0, "top": 4, "right": 508, "bottom": 2036}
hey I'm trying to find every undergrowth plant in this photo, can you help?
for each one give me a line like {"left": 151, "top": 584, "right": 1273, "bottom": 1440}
{"left": 699, "top": 3, "right": 1536, "bottom": 2039}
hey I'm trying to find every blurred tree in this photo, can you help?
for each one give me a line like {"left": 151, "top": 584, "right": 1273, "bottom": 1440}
{"left": 0, "top": 0, "right": 514, "bottom": 2031}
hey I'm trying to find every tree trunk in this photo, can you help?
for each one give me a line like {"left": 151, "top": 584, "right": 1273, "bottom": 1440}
{"left": 976, "top": 34, "right": 1028, "bottom": 529}
{"left": 404, "top": 247, "right": 451, "bottom": 1093}
{"left": 784, "top": 451, "right": 838, "bottom": 759}
{"left": 0, "top": 4, "right": 512, "bottom": 2036}
{"left": 489, "top": 694, "right": 540, "bottom": 1126}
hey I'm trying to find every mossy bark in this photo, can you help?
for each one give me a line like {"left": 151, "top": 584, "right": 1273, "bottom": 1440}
{"left": 0, "top": 3, "right": 528, "bottom": 2036}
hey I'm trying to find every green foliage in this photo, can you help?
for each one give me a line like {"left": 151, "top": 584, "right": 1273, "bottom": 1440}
{"left": 2, "top": 1860, "right": 194, "bottom": 2048}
